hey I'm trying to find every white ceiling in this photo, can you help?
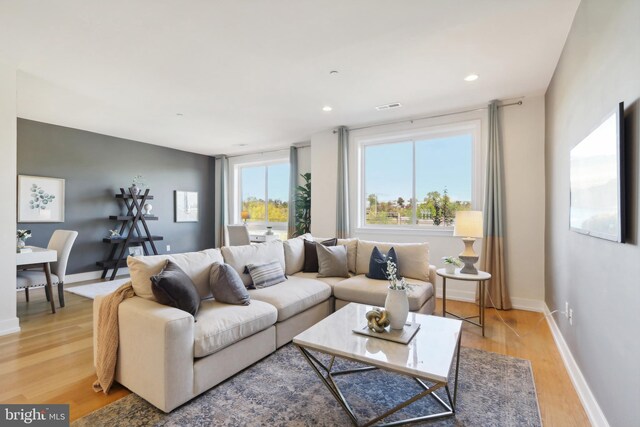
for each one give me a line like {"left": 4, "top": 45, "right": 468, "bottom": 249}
{"left": 0, "top": 0, "right": 579, "bottom": 156}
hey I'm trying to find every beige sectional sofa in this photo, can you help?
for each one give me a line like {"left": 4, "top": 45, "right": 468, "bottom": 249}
{"left": 93, "top": 236, "right": 435, "bottom": 412}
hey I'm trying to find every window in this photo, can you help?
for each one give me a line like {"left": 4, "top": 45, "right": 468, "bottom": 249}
{"left": 238, "top": 161, "right": 290, "bottom": 234}
{"left": 360, "top": 121, "right": 480, "bottom": 230}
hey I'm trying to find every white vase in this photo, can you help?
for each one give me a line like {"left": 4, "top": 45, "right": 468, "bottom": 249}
{"left": 385, "top": 287, "right": 409, "bottom": 330}
{"left": 445, "top": 264, "right": 456, "bottom": 274}
{"left": 16, "top": 238, "right": 26, "bottom": 250}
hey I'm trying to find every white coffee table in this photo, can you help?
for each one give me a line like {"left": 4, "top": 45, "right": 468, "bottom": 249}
{"left": 293, "top": 302, "right": 463, "bottom": 426}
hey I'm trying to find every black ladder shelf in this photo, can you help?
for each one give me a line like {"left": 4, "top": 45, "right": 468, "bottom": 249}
{"left": 97, "top": 188, "right": 163, "bottom": 280}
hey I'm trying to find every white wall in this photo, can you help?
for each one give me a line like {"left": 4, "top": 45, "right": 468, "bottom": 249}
{"left": 0, "top": 62, "right": 19, "bottom": 335}
{"left": 309, "top": 96, "right": 546, "bottom": 310}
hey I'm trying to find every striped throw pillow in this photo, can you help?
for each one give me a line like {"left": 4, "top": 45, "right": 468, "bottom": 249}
{"left": 246, "top": 260, "right": 287, "bottom": 289}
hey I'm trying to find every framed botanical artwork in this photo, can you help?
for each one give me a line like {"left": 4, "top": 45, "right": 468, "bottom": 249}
{"left": 18, "top": 175, "right": 65, "bottom": 223}
{"left": 175, "top": 190, "right": 199, "bottom": 222}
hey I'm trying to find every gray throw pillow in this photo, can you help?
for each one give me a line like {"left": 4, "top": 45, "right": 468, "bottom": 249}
{"left": 246, "top": 260, "right": 287, "bottom": 288}
{"left": 209, "top": 262, "right": 251, "bottom": 305}
{"left": 316, "top": 244, "right": 349, "bottom": 278}
{"left": 150, "top": 260, "right": 201, "bottom": 316}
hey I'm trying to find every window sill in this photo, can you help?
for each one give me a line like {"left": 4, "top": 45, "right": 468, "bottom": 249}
{"left": 354, "top": 226, "right": 455, "bottom": 237}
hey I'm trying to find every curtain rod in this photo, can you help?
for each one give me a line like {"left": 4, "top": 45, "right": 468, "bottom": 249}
{"left": 223, "top": 142, "right": 310, "bottom": 159}
{"left": 340, "top": 100, "right": 523, "bottom": 133}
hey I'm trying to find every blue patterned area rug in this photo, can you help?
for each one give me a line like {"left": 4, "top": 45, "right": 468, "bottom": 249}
{"left": 75, "top": 344, "right": 541, "bottom": 426}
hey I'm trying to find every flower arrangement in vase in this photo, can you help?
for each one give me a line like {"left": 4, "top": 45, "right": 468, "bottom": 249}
{"left": 16, "top": 229, "right": 31, "bottom": 251}
{"left": 384, "top": 259, "right": 412, "bottom": 329}
{"left": 442, "top": 256, "right": 463, "bottom": 274}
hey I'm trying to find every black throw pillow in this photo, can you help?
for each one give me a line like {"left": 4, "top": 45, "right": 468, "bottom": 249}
{"left": 150, "top": 260, "right": 201, "bottom": 316}
{"left": 303, "top": 238, "right": 337, "bottom": 273}
{"left": 366, "top": 246, "right": 399, "bottom": 280}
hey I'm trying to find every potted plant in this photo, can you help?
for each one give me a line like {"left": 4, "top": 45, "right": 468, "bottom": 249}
{"left": 294, "top": 173, "right": 311, "bottom": 236}
{"left": 442, "top": 256, "right": 462, "bottom": 274}
{"left": 130, "top": 174, "right": 145, "bottom": 196}
{"left": 384, "top": 259, "right": 412, "bottom": 329}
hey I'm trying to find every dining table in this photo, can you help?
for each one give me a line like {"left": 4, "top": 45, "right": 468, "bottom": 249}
{"left": 16, "top": 246, "right": 58, "bottom": 313}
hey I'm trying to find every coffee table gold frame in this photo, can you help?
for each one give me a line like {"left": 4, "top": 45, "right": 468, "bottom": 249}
{"left": 295, "top": 334, "right": 461, "bottom": 427}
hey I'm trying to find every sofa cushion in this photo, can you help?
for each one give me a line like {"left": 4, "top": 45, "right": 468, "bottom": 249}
{"left": 246, "top": 260, "right": 287, "bottom": 289}
{"left": 356, "top": 240, "right": 430, "bottom": 281}
{"left": 366, "top": 246, "right": 398, "bottom": 280}
{"left": 337, "top": 238, "right": 358, "bottom": 273}
{"left": 333, "top": 274, "right": 433, "bottom": 311}
{"left": 209, "top": 262, "right": 250, "bottom": 305}
{"left": 248, "top": 276, "right": 331, "bottom": 322}
{"left": 128, "top": 249, "right": 224, "bottom": 301}
{"left": 221, "top": 240, "right": 286, "bottom": 288}
{"left": 317, "top": 244, "right": 349, "bottom": 278}
{"left": 283, "top": 234, "right": 311, "bottom": 275}
{"left": 303, "top": 238, "right": 337, "bottom": 273}
{"left": 150, "top": 260, "right": 201, "bottom": 316}
{"left": 194, "top": 300, "right": 277, "bottom": 358}
{"left": 171, "top": 249, "right": 224, "bottom": 299}
{"left": 291, "top": 272, "right": 350, "bottom": 290}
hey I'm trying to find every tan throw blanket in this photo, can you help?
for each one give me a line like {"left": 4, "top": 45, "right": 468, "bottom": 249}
{"left": 92, "top": 281, "right": 135, "bottom": 394}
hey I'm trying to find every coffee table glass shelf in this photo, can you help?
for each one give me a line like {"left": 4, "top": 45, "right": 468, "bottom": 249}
{"left": 293, "top": 302, "right": 463, "bottom": 426}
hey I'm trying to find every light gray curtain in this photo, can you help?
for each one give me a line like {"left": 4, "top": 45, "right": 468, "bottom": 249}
{"left": 480, "top": 101, "right": 511, "bottom": 309}
{"left": 214, "top": 155, "right": 229, "bottom": 248}
{"left": 336, "top": 126, "right": 350, "bottom": 238}
{"left": 288, "top": 146, "right": 298, "bottom": 239}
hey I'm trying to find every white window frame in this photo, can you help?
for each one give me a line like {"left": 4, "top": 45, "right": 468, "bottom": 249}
{"left": 354, "top": 118, "right": 483, "bottom": 236}
{"left": 230, "top": 152, "right": 290, "bottom": 232}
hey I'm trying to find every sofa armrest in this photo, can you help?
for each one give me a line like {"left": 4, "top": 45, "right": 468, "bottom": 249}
{"left": 94, "top": 295, "right": 195, "bottom": 412}
{"left": 429, "top": 264, "right": 437, "bottom": 285}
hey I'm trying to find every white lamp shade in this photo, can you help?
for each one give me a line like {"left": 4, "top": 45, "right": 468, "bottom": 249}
{"left": 453, "top": 210, "right": 483, "bottom": 238}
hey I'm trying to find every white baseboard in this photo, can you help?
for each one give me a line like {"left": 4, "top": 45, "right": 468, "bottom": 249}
{"left": 544, "top": 304, "right": 610, "bottom": 427}
{"left": 65, "top": 268, "right": 130, "bottom": 284}
{"left": 0, "top": 317, "right": 20, "bottom": 336}
{"left": 435, "top": 286, "right": 544, "bottom": 312}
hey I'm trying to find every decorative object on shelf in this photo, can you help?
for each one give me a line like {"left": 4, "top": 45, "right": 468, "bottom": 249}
{"left": 175, "top": 191, "right": 199, "bottom": 222}
{"left": 365, "top": 308, "right": 390, "bottom": 333}
{"left": 16, "top": 229, "right": 31, "bottom": 252}
{"left": 241, "top": 210, "right": 250, "bottom": 224}
{"left": 384, "top": 259, "right": 411, "bottom": 329}
{"left": 18, "top": 175, "right": 65, "bottom": 223}
{"left": 128, "top": 246, "right": 144, "bottom": 257}
{"left": 265, "top": 226, "right": 274, "bottom": 236}
{"left": 97, "top": 187, "right": 163, "bottom": 280}
{"left": 453, "top": 210, "right": 484, "bottom": 274}
{"left": 441, "top": 256, "right": 463, "bottom": 274}
{"left": 143, "top": 203, "right": 153, "bottom": 216}
{"left": 294, "top": 173, "right": 311, "bottom": 236}
{"left": 129, "top": 174, "right": 145, "bottom": 196}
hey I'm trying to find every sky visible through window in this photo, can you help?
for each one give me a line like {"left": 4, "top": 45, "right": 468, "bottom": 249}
{"left": 241, "top": 162, "right": 290, "bottom": 225}
{"left": 365, "top": 134, "right": 472, "bottom": 202}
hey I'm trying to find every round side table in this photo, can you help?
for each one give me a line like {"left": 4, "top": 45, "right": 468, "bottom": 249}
{"left": 436, "top": 268, "right": 492, "bottom": 337}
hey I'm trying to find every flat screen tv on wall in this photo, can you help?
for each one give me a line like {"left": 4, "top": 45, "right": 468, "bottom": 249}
{"left": 570, "top": 102, "right": 625, "bottom": 243}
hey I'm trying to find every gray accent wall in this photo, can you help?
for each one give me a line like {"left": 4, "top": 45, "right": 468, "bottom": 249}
{"left": 17, "top": 119, "right": 216, "bottom": 275}
{"left": 545, "top": 1, "right": 640, "bottom": 425}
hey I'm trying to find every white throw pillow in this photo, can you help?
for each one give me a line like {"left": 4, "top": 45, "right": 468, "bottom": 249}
{"left": 337, "top": 238, "right": 358, "bottom": 273}
{"left": 221, "top": 240, "right": 286, "bottom": 288}
{"left": 283, "top": 234, "right": 311, "bottom": 275}
{"left": 128, "top": 254, "right": 171, "bottom": 301}
{"left": 355, "top": 240, "right": 430, "bottom": 281}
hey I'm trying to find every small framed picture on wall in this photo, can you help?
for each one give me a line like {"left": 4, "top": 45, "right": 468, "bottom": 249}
{"left": 18, "top": 175, "right": 65, "bottom": 223}
{"left": 175, "top": 190, "right": 199, "bottom": 222}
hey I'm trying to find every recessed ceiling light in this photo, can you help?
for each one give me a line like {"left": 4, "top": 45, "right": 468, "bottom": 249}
{"left": 234, "top": 143, "right": 249, "bottom": 147}
{"left": 322, "top": 106, "right": 333, "bottom": 112}
{"left": 176, "top": 113, "right": 184, "bottom": 116}
{"left": 329, "top": 70, "right": 339, "bottom": 75}
{"left": 464, "top": 74, "right": 479, "bottom": 82}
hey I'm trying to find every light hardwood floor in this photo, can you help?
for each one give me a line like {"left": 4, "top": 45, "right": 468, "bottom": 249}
{"left": 0, "top": 284, "right": 590, "bottom": 425}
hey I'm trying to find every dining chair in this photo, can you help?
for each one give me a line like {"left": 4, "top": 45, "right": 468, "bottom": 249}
{"left": 17, "top": 229, "right": 78, "bottom": 311}
{"left": 226, "top": 225, "right": 251, "bottom": 246}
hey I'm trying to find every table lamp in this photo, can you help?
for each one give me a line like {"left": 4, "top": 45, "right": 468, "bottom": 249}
{"left": 453, "top": 210, "right": 483, "bottom": 274}
{"left": 241, "top": 210, "right": 250, "bottom": 224}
